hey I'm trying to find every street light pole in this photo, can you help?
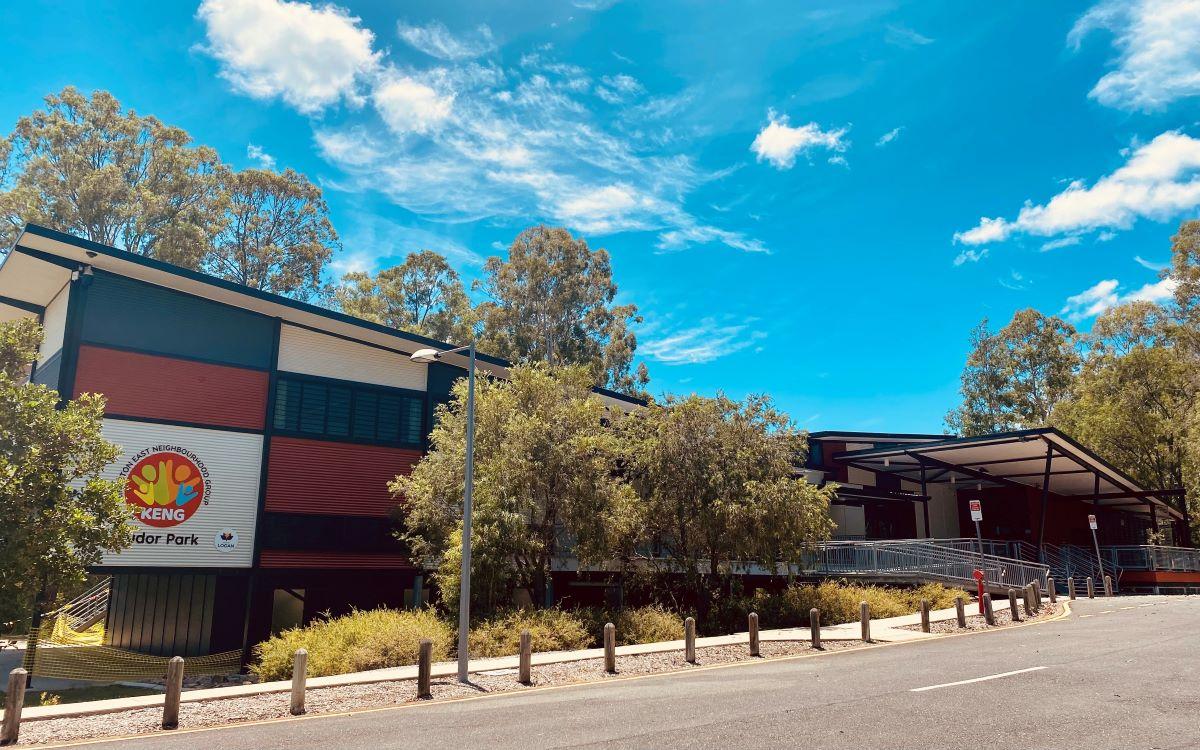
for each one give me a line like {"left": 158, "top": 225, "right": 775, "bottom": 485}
{"left": 457, "top": 340, "right": 476, "bottom": 683}
{"left": 409, "top": 340, "right": 477, "bottom": 684}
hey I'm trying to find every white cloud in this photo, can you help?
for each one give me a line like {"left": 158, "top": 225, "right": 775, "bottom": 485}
{"left": 333, "top": 211, "right": 483, "bottom": 277}
{"left": 1134, "top": 254, "right": 1169, "bottom": 270}
{"left": 210, "top": 10, "right": 764, "bottom": 255}
{"left": 1060, "top": 276, "right": 1178, "bottom": 321}
{"left": 955, "top": 131, "right": 1200, "bottom": 245}
{"left": 656, "top": 224, "right": 769, "bottom": 254}
{"left": 397, "top": 21, "right": 495, "bottom": 60}
{"left": 246, "top": 143, "right": 275, "bottom": 169}
{"left": 953, "top": 247, "right": 989, "bottom": 266}
{"left": 640, "top": 318, "right": 767, "bottom": 365}
{"left": 197, "top": 0, "right": 380, "bottom": 114}
{"left": 1041, "top": 236, "right": 1082, "bottom": 251}
{"left": 1069, "top": 0, "right": 1200, "bottom": 111}
{"left": 595, "top": 74, "right": 644, "bottom": 104}
{"left": 750, "top": 110, "right": 848, "bottom": 170}
{"left": 371, "top": 68, "right": 454, "bottom": 134}
{"left": 884, "top": 24, "right": 934, "bottom": 48}
{"left": 875, "top": 127, "right": 902, "bottom": 147}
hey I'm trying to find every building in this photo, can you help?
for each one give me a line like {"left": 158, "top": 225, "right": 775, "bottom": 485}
{"left": 0, "top": 224, "right": 639, "bottom": 658}
{"left": 806, "top": 430, "right": 1196, "bottom": 591}
{"left": 2, "top": 224, "right": 1196, "bottom": 664}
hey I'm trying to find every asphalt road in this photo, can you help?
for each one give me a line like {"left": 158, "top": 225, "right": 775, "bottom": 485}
{"left": 54, "top": 596, "right": 1200, "bottom": 750}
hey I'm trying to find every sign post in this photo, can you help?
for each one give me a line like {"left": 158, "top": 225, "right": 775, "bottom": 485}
{"left": 970, "top": 499, "right": 986, "bottom": 612}
{"left": 1088, "top": 514, "right": 1104, "bottom": 582}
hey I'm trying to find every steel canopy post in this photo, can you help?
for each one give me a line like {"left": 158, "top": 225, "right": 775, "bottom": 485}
{"left": 1036, "top": 441, "right": 1053, "bottom": 563}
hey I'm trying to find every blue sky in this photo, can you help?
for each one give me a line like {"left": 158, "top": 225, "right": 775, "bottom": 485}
{"left": 4, "top": 0, "right": 1199, "bottom": 433}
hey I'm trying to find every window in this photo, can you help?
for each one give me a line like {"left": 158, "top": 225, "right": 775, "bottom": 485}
{"left": 273, "top": 374, "right": 424, "bottom": 447}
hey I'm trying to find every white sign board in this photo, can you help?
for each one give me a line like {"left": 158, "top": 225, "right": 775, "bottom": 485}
{"left": 1088, "top": 514, "right": 1098, "bottom": 530}
{"left": 969, "top": 499, "right": 983, "bottom": 522}
{"left": 96, "top": 419, "right": 263, "bottom": 568}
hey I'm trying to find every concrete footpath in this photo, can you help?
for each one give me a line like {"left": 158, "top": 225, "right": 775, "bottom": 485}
{"left": 6, "top": 600, "right": 1041, "bottom": 723}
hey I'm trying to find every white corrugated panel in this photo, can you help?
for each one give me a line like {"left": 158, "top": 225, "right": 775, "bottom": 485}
{"left": 38, "top": 283, "right": 69, "bottom": 364}
{"left": 97, "top": 420, "right": 262, "bottom": 568}
{"left": 277, "top": 324, "right": 427, "bottom": 391}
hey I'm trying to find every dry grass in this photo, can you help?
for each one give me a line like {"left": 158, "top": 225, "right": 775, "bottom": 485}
{"left": 252, "top": 608, "right": 454, "bottom": 681}
{"left": 468, "top": 608, "right": 592, "bottom": 657}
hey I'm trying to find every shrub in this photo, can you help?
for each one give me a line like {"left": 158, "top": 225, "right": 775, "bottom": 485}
{"left": 727, "top": 581, "right": 974, "bottom": 630}
{"left": 252, "top": 608, "right": 453, "bottom": 681}
{"left": 613, "top": 605, "right": 683, "bottom": 645}
{"left": 468, "top": 608, "right": 591, "bottom": 657}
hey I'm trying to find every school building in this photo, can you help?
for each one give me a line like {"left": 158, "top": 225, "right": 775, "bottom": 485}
{"left": 1, "top": 224, "right": 1196, "bottom": 664}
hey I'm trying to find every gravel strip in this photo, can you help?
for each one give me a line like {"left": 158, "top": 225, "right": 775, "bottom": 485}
{"left": 897, "top": 602, "right": 1061, "bottom": 633}
{"left": 14, "top": 639, "right": 861, "bottom": 746}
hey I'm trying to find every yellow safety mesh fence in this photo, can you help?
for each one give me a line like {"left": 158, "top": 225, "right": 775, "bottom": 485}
{"left": 26, "top": 617, "right": 242, "bottom": 681}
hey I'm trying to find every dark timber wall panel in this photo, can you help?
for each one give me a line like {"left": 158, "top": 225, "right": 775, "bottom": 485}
{"left": 81, "top": 271, "right": 275, "bottom": 369}
{"left": 105, "top": 573, "right": 216, "bottom": 656}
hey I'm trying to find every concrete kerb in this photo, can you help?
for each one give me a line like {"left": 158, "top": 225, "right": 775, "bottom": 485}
{"left": 9, "top": 598, "right": 1058, "bottom": 724}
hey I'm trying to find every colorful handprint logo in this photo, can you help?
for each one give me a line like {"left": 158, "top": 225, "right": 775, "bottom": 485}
{"left": 124, "top": 451, "right": 206, "bottom": 528}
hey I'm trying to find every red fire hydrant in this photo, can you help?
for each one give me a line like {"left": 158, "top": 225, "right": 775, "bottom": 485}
{"left": 973, "top": 568, "right": 986, "bottom": 614}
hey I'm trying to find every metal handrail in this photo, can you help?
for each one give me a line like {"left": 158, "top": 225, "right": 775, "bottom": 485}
{"left": 1101, "top": 545, "right": 1200, "bottom": 572}
{"left": 805, "top": 540, "right": 1049, "bottom": 591}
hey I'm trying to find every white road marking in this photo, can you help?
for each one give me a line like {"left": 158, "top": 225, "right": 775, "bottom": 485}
{"left": 1079, "top": 614, "right": 1093, "bottom": 619}
{"left": 1138, "top": 604, "right": 1154, "bottom": 608}
{"left": 910, "top": 666, "right": 1047, "bottom": 693}
{"left": 1120, "top": 606, "right": 1136, "bottom": 610}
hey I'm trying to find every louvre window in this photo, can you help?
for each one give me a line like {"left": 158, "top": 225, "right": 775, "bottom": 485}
{"left": 273, "top": 374, "right": 424, "bottom": 447}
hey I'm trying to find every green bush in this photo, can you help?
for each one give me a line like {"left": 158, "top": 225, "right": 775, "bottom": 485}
{"left": 252, "top": 608, "right": 453, "bottom": 681}
{"left": 468, "top": 608, "right": 591, "bottom": 657}
{"left": 736, "top": 581, "right": 973, "bottom": 629}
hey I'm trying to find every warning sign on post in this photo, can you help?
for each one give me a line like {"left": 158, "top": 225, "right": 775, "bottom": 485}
{"left": 969, "top": 499, "right": 983, "bottom": 522}
{"left": 1088, "top": 514, "right": 1098, "bottom": 530}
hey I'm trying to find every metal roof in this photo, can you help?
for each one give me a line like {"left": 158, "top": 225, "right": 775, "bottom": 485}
{"left": 0, "top": 224, "right": 646, "bottom": 410}
{"left": 832, "top": 427, "right": 1184, "bottom": 519}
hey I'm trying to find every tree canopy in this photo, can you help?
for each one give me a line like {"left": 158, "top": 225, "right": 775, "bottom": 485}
{"left": 0, "top": 87, "right": 340, "bottom": 300}
{"left": 946, "top": 309, "right": 1079, "bottom": 436}
{"left": 615, "top": 393, "right": 836, "bottom": 614}
{"left": 0, "top": 87, "right": 222, "bottom": 267}
{"left": 392, "top": 364, "right": 638, "bottom": 614}
{"left": 0, "top": 318, "right": 130, "bottom": 630}
{"left": 476, "top": 226, "right": 648, "bottom": 396}
{"left": 203, "top": 168, "right": 339, "bottom": 301}
{"left": 334, "top": 250, "right": 475, "bottom": 343}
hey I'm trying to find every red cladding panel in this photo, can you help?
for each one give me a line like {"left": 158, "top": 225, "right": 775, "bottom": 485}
{"left": 74, "top": 345, "right": 268, "bottom": 430}
{"left": 265, "top": 437, "right": 422, "bottom": 517}
{"left": 259, "top": 551, "right": 414, "bottom": 569}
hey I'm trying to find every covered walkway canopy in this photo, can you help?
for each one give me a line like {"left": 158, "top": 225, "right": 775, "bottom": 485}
{"left": 831, "top": 428, "right": 1187, "bottom": 529}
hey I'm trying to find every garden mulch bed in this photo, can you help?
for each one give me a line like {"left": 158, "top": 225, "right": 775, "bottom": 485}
{"left": 896, "top": 601, "right": 1062, "bottom": 633}
{"left": 14, "top": 640, "right": 857, "bottom": 746}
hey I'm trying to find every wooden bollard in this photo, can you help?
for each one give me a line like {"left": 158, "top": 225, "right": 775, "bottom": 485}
{"left": 162, "top": 656, "right": 185, "bottom": 730}
{"left": 684, "top": 617, "right": 696, "bottom": 664}
{"left": 982, "top": 593, "right": 995, "bottom": 625}
{"left": 1086, "top": 576, "right": 1095, "bottom": 599}
{"left": 1008, "top": 589, "right": 1021, "bottom": 621}
{"left": 603, "top": 623, "right": 616, "bottom": 673}
{"left": 2, "top": 668, "right": 27, "bottom": 746}
{"left": 417, "top": 639, "right": 432, "bottom": 699}
{"left": 1047, "top": 577, "right": 1057, "bottom": 604}
{"left": 290, "top": 649, "right": 307, "bottom": 715}
{"left": 1067, "top": 576, "right": 1076, "bottom": 600}
{"left": 809, "top": 607, "right": 822, "bottom": 649}
{"left": 860, "top": 601, "right": 871, "bottom": 643}
{"left": 1023, "top": 585, "right": 1034, "bottom": 617}
{"left": 1033, "top": 580, "right": 1042, "bottom": 610}
{"left": 748, "top": 612, "right": 760, "bottom": 657}
{"left": 955, "top": 596, "right": 966, "bottom": 628}
{"left": 1104, "top": 575, "right": 1114, "bottom": 597}
{"left": 518, "top": 630, "right": 532, "bottom": 685}
{"left": 919, "top": 600, "right": 930, "bottom": 633}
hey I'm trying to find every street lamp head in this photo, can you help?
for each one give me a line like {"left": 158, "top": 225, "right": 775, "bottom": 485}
{"left": 410, "top": 348, "right": 442, "bottom": 363}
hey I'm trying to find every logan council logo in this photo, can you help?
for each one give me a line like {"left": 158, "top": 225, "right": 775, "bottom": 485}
{"left": 123, "top": 448, "right": 208, "bottom": 528}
